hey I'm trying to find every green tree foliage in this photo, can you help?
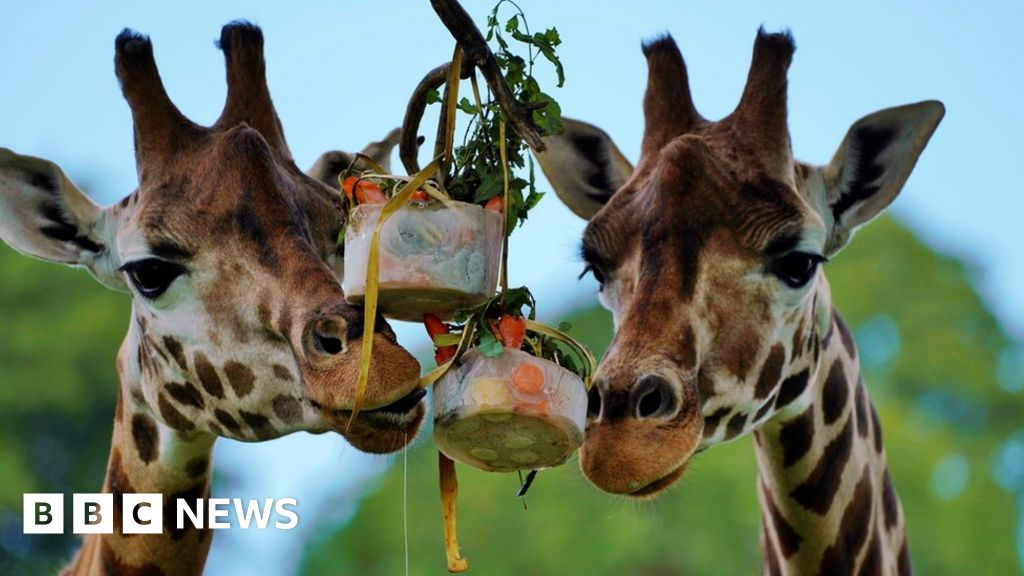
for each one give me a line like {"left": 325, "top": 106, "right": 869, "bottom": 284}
{"left": 0, "top": 244, "right": 128, "bottom": 573}
{"left": 301, "top": 217, "right": 1024, "bottom": 575}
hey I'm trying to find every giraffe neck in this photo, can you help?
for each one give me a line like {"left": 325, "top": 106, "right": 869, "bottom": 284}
{"left": 63, "top": 336, "right": 217, "bottom": 576}
{"left": 752, "top": 307, "right": 911, "bottom": 575}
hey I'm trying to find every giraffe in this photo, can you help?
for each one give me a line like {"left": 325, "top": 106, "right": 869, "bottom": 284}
{"left": 0, "top": 23, "right": 427, "bottom": 575}
{"left": 535, "top": 30, "right": 943, "bottom": 574}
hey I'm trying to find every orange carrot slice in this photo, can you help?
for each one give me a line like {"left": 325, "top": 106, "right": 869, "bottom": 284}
{"left": 355, "top": 181, "right": 386, "bottom": 205}
{"left": 410, "top": 189, "right": 429, "bottom": 202}
{"left": 341, "top": 176, "right": 359, "bottom": 201}
{"left": 497, "top": 314, "right": 526, "bottom": 350}
{"left": 343, "top": 176, "right": 387, "bottom": 205}
{"left": 511, "top": 362, "right": 545, "bottom": 394}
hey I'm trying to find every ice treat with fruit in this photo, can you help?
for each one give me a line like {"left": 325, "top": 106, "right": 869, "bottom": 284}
{"left": 433, "top": 347, "right": 587, "bottom": 472}
{"left": 342, "top": 200, "right": 503, "bottom": 321}
{"left": 425, "top": 292, "right": 595, "bottom": 473}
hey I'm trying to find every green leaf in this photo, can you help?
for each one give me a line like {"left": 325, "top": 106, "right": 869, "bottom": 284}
{"left": 425, "top": 89, "right": 443, "bottom": 105}
{"left": 457, "top": 97, "right": 479, "bottom": 115}
{"left": 472, "top": 171, "right": 502, "bottom": 203}
{"left": 477, "top": 327, "right": 505, "bottom": 358}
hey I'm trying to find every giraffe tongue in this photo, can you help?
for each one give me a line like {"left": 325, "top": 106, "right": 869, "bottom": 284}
{"left": 366, "top": 388, "right": 427, "bottom": 414}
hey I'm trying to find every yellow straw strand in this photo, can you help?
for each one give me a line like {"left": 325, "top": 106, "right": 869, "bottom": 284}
{"left": 523, "top": 319, "right": 598, "bottom": 389}
{"left": 347, "top": 156, "right": 443, "bottom": 429}
{"left": 498, "top": 120, "right": 510, "bottom": 296}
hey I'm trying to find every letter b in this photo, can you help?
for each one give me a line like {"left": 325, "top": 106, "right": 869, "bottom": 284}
{"left": 73, "top": 494, "right": 113, "bottom": 534}
{"left": 23, "top": 494, "right": 64, "bottom": 534}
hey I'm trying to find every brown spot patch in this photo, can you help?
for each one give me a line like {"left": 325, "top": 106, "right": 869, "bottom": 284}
{"left": 724, "top": 411, "right": 748, "bottom": 440}
{"left": 165, "top": 482, "right": 210, "bottom": 542}
{"left": 897, "top": 539, "right": 912, "bottom": 575}
{"left": 130, "top": 414, "right": 159, "bottom": 464}
{"left": 835, "top": 311, "right": 857, "bottom": 358}
{"left": 882, "top": 469, "right": 900, "bottom": 529}
{"left": 763, "top": 484, "right": 802, "bottom": 558}
{"left": 162, "top": 336, "right": 188, "bottom": 370}
{"left": 272, "top": 395, "right": 303, "bottom": 424}
{"left": 855, "top": 378, "right": 868, "bottom": 437}
{"left": 158, "top": 393, "right": 195, "bottom": 432}
{"left": 106, "top": 449, "right": 135, "bottom": 535}
{"left": 725, "top": 334, "right": 760, "bottom": 382}
{"left": 774, "top": 368, "right": 810, "bottom": 409}
{"left": 821, "top": 362, "right": 848, "bottom": 425}
{"left": 240, "top": 410, "right": 276, "bottom": 439}
{"left": 778, "top": 406, "right": 814, "bottom": 467}
{"left": 858, "top": 529, "right": 882, "bottom": 576}
{"left": 790, "top": 417, "right": 853, "bottom": 513}
{"left": 702, "top": 406, "right": 732, "bottom": 439}
{"left": 193, "top": 351, "right": 224, "bottom": 399}
{"left": 755, "top": 344, "right": 786, "bottom": 399}
{"left": 166, "top": 381, "right": 205, "bottom": 409}
{"left": 754, "top": 392, "right": 777, "bottom": 423}
{"left": 870, "top": 404, "right": 884, "bottom": 453}
{"left": 214, "top": 409, "right": 242, "bottom": 436}
{"left": 224, "top": 360, "right": 256, "bottom": 398}
{"left": 762, "top": 516, "right": 783, "bottom": 576}
{"left": 817, "top": 466, "right": 873, "bottom": 574}
{"left": 186, "top": 456, "right": 210, "bottom": 479}
{"left": 272, "top": 364, "right": 294, "bottom": 381}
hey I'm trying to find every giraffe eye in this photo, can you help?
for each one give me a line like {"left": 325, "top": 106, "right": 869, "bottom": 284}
{"left": 771, "top": 252, "right": 825, "bottom": 288}
{"left": 122, "top": 259, "right": 187, "bottom": 298}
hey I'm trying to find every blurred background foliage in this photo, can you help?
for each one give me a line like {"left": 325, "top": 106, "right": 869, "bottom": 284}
{"left": 0, "top": 243, "right": 128, "bottom": 574}
{"left": 1, "top": 216, "right": 1022, "bottom": 574}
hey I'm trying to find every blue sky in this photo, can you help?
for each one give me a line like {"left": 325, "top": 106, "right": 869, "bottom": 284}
{"left": 2, "top": 0, "right": 1022, "bottom": 571}
{"left": 2, "top": 1, "right": 1022, "bottom": 338}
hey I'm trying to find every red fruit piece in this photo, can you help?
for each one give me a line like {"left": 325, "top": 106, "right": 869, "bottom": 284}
{"left": 484, "top": 196, "right": 503, "bottom": 212}
{"left": 424, "top": 313, "right": 457, "bottom": 364}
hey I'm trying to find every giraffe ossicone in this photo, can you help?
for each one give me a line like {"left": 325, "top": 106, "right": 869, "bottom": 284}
{"left": 0, "top": 22, "right": 427, "bottom": 575}
{"left": 537, "top": 29, "right": 943, "bottom": 574}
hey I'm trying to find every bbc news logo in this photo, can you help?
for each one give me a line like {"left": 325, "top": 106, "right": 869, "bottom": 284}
{"left": 23, "top": 494, "right": 299, "bottom": 534}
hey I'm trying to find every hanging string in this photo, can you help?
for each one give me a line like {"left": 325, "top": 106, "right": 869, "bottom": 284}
{"left": 403, "top": 432, "right": 410, "bottom": 576}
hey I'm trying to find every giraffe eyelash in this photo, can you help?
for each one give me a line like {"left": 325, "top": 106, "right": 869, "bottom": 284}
{"left": 579, "top": 264, "right": 606, "bottom": 286}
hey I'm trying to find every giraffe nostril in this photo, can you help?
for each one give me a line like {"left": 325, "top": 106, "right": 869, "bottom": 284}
{"left": 315, "top": 332, "right": 343, "bottom": 355}
{"left": 306, "top": 316, "right": 347, "bottom": 358}
{"left": 631, "top": 374, "right": 678, "bottom": 419}
{"left": 587, "top": 385, "right": 603, "bottom": 419}
{"left": 637, "top": 386, "right": 664, "bottom": 418}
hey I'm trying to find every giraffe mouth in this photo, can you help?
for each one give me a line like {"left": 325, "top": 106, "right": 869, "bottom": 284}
{"left": 627, "top": 461, "right": 690, "bottom": 499}
{"left": 367, "top": 387, "right": 427, "bottom": 415}
{"left": 331, "top": 388, "right": 427, "bottom": 454}
{"left": 328, "top": 387, "right": 427, "bottom": 430}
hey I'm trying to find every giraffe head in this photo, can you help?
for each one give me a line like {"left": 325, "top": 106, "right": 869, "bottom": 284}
{"left": 0, "top": 23, "right": 425, "bottom": 454}
{"left": 537, "top": 30, "right": 943, "bottom": 496}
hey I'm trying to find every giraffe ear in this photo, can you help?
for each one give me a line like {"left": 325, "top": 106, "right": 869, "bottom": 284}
{"left": 0, "top": 149, "right": 125, "bottom": 289}
{"left": 822, "top": 101, "right": 944, "bottom": 256}
{"left": 306, "top": 127, "right": 401, "bottom": 189}
{"left": 535, "top": 118, "right": 634, "bottom": 220}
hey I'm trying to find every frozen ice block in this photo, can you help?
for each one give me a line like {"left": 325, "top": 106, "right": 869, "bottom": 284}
{"left": 433, "top": 348, "right": 587, "bottom": 472}
{"left": 342, "top": 201, "right": 503, "bottom": 321}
